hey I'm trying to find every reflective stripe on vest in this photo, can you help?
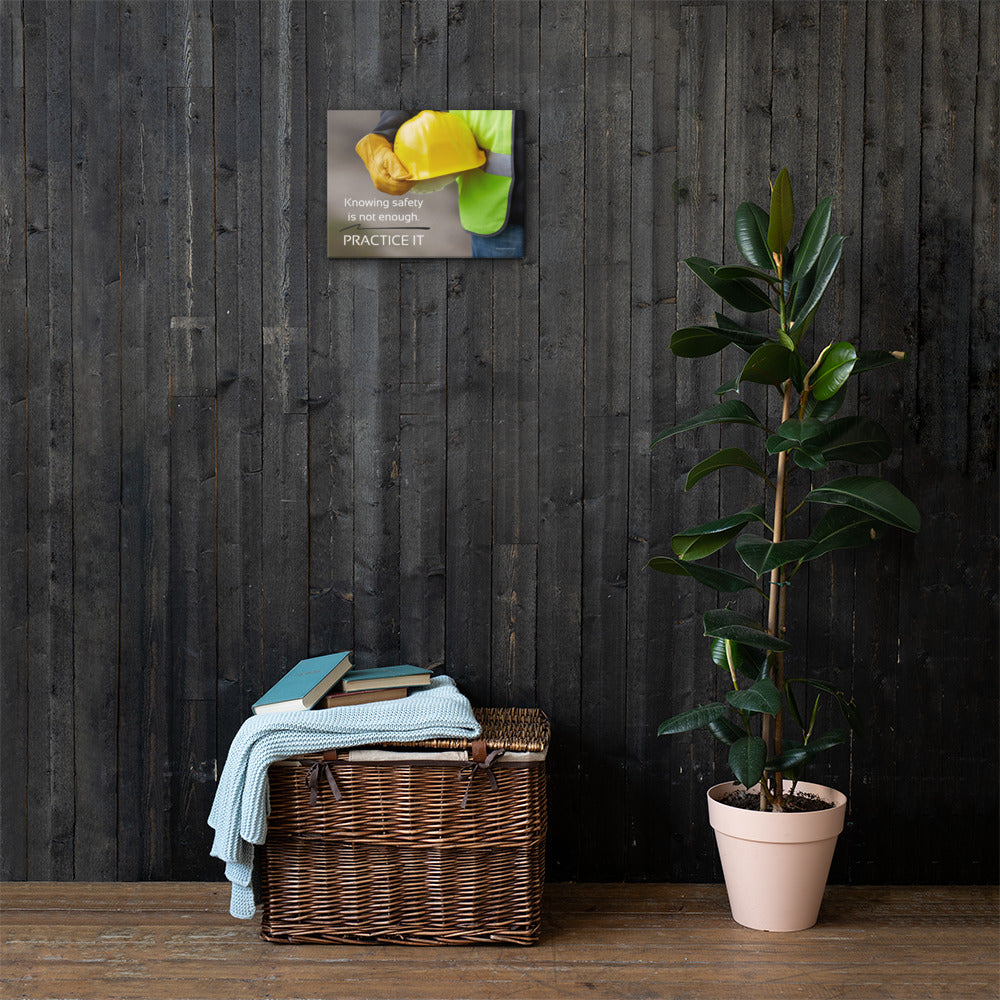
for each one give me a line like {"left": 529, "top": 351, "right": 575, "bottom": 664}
{"left": 451, "top": 110, "right": 515, "bottom": 236}
{"left": 482, "top": 151, "right": 513, "bottom": 178}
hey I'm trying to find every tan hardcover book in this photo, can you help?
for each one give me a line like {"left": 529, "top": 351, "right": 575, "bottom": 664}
{"left": 319, "top": 686, "right": 408, "bottom": 709}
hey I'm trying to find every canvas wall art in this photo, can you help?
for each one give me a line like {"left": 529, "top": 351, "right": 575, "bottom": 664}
{"left": 327, "top": 110, "right": 525, "bottom": 259}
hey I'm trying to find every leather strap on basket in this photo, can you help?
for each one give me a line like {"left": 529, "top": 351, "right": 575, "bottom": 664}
{"left": 460, "top": 748, "right": 504, "bottom": 809}
{"left": 306, "top": 760, "right": 343, "bottom": 806}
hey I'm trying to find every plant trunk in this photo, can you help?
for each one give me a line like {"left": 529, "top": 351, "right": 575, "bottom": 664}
{"left": 763, "top": 379, "right": 794, "bottom": 811}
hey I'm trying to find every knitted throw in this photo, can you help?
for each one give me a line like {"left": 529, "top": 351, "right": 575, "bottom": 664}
{"left": 208, "top": 675, "right": 480, "bottom": 918}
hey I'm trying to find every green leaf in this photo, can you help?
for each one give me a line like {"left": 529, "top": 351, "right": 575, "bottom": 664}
{"left": 804, "top": 729, "right": 848, "bottom": 753}
{"left": 854, "top": 349, "right": 906, "bottom": 374}
{"left": 789, "top": 678, "right": 864, "bottom": 734}
{"left": 792, "top": 445, "right": 829, "bottom": 471}
{"left": 648, "top": 556, "right": 757, "bottom": 593}
{"left": 790, "top": 197, "right": 833, "bottom": 282}
{"left": 766, "top": 745, "right": 813, "bottom": 771}
{"left": 767, "top": 167, "right": 794, "bottom": 254}
{"left": 727, "top": 677, "right": 783, "bottom": 716}
{"left": 708, "top": 716, "right": 745, "bottom": 746}
{"left": 788, "top": 233, "right": 845, "bottom": 327}
{"left": 811, "top": 342, "right": 858, "bottom": 400}
{"left": 714, "top": 313, "right": 763, "bottom": 334}
{"left": 658, "top": 702, "right": 727, "bottom": 736}
{"left": 790, "top": 259, "right": 815, "bottom": 317}
{"left": 734, "top": 201, "right": 774, "bottom": 269}
{"left": 729, "top": 736, "right": 767, "bottom": 788}
{"left": 711, "top": 263, "right": 780, "bottom": 286}
{"left": 738, "top": 343, "right": 806, "bottom": 390}
{"left": 669, "top": 326, "right": 732, "bottom": 358}
{"left": 735, "top": 535, "right": 816, "bottom": 576}
{"left": 703, "top": 608, "right": 791, "bottom": 651}
{"left": 671, "top": 505, "right": 766, "bottom": 561}
{"left": 803, "top": 508, "right": 881, "bottom": 561}
{"left": 805, "top": 475, "right": 920, "bottom": 532}
{"left": 711, "top": 637, "right": 767, "bottom": 680}
{"left": 685, "top": 447, "right": 770, "bottom": 490}
{"left": 787, "top": 306, "right": 817, "bottom": 348}
{"left": 715, "top": 375, "right": 741, "bottom": 395}
{"left": 815, "top": 416, "right": 892, "bottom": 465}
{"left": 651, "top": 400, "right": 764, "bottom": 449}
{"left": 766, "top": 417, "right": 827, "bottom": 454}
{"left": 711, "top": 314, "right": 773, "bottom": 354}
{"left": 765, "top": 409, "right": 832, "bottom": 466}
{"left": 785, "top": 683, "right": 805, "bottom": 730}
{"left": 803, "top": 385, "right": 847, "bottom": 421}
{"left": 670, "top": 324, "right": 772, "bottom": 358}
{"left": 711, "top": 637, "right": 767, "bottom": 681}
{"left": 685, "top": 257, "right": 773, "bottom": 314}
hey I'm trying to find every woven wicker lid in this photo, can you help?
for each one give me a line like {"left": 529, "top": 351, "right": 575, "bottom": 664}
{"left": 380, "top": 706, "right": 549, "bottom": 753}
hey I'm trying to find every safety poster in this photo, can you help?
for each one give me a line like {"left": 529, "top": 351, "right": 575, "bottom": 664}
{"left": 327, "top": 110, "right": 525, "bottom": 259}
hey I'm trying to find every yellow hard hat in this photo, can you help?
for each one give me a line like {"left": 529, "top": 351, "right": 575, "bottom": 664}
{"left": 393, "top": 111, "right": 486, "bottom": 181}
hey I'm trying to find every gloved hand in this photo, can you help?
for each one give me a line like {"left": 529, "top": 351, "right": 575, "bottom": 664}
{"left": 355, "top": 134, "right": 414, "bottom": 196}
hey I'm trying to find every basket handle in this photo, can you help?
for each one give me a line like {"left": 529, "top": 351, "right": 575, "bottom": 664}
{"left": 460, "top": 748, "right": 505, "bottom": 808}
{"left": 306, "top": 760, "right": 343, "bottom": 806}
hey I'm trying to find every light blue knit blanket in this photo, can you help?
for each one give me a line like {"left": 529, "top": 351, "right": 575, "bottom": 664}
{"left": 208, "top": 675, "right": 480, "bottom": 918}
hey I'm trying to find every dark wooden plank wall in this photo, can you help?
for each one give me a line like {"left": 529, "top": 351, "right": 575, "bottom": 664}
{"left": 0, "top": 0, "right": 996, "bottom": 884}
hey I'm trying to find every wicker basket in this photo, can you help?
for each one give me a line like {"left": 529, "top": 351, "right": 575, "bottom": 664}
{"left": 259, "top": 707, "right": 549, "bottom": 946}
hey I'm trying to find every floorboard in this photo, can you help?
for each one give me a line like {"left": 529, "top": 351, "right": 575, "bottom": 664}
{"left": 1, "top": 883, "right": 996, "bottom": 1000}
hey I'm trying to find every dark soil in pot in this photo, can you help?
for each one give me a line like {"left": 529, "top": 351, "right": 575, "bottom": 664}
{"left": 721, "top": 788, "right": 836, "bottom": 812}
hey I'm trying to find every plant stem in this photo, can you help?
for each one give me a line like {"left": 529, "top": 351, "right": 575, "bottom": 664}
{"left": 764, "top": 378, "right": 794, "bottom": 811}
{"left": 724, "top": 639, "right": 740, "bottom": 690}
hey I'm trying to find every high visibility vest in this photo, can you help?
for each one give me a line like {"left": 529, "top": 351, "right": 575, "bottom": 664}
{"left": 450, "top": 110, "right": 515, "bottom": 236}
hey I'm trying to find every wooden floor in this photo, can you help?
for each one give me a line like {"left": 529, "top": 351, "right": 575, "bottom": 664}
{"left": 1, "top": 883, "right": 997, "bottom": 1000}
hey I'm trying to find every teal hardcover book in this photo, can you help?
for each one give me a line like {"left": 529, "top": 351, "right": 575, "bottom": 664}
{"left": 340, "top": 664, "right": 433, "bottom": 693}
{"left": 251, "top": 651, "right": 354, "bottom": 714}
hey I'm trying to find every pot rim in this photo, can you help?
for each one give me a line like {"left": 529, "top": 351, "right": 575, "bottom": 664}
{"left": 707, "top": 779, "right": 847, "bottom": 844}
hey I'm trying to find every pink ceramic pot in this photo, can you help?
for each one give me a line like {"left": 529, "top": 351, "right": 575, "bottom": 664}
{"left": 707, "top": 779, "right": 847, "bottom": 932}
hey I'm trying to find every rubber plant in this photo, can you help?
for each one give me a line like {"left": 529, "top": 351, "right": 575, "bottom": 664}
{"left": 651, "top": 168, "right": 920, "bottom": 812}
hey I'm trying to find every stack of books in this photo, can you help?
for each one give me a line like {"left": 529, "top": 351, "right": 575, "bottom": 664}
{"left": 251, "top": 651, "right": 433, "bottom": 715}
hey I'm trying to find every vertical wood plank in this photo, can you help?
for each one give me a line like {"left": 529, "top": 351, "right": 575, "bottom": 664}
{"left": 970, "top": 0, "right": 999, "bottom": 489}
{"left": 853, "top": 0, "right": 923, "bottom": 883}
{"left": 966, "top": 0, "right": 1000, "bottom": 882}
{"left": 398, "top": 0, "right": 448, "bottom": 670}
{"left": 166, "top": 0, "right": 215, "bottom": 398}
{"left": 579, "top": 0, "right": 631, "bottom": 879}
{"left": 214, "top": 0, "right": 264, "bottom": 754}
{"left": 168, "top": 396, "right": 217, "bottom": 878}
{"left": 904, "top": 0, "right": 988, "bottom": 882}
{"left": 669, "top": 0, "right": 728, "bottom": 881}
{"left": 166, "top": 0, "right": 216, "bottom": 880}
{"left": 350, "top": 0, "right": 401, "bottom": 670}
{"left": 0, "top": 0, "right": 27, "bottom": 881}
{"left": 261, "top": 0, "right": 309, "bottom": 684}
{"left": 770, "top": 1, "right": 820, "bottom": 194}
{"left": 307, "top": 3, "right": 356, "bottom": 663}
{"left": 716, "top": 3, "right": 773, "bottom": 848}
{"left": 117, "top": 0, "right": 172, "bottom": 879}
{"left": 445, "top": 0, "right": 495, "bottom": 705}
{"left": 537, "top": 0, "right": 585, "bottom": 880}
{"left": 807, "top": 0, "right": 868, "bottom": 878}
{"left": 491, "top": 2, "right": 539, "bottom": 707}
{"left": 23, "top": 0, "right": 74, "bottom": 880}
{"left": 70, "top": 0, "right": 120, "bottom": 880}
{"left": 626, "top": 0, "right": 681, "bottom": 881}
{"left": 720, "top": 0, "right": 771, "bottom": 532}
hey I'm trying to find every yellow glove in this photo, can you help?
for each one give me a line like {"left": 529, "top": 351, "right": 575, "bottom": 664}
{"left": 355, "top": 134, "right": 415, "bottom": 196}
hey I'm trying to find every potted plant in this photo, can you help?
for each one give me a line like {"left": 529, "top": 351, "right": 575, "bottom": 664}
{"left": 651, "top": 168, "right": 920, "bottom": 931}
